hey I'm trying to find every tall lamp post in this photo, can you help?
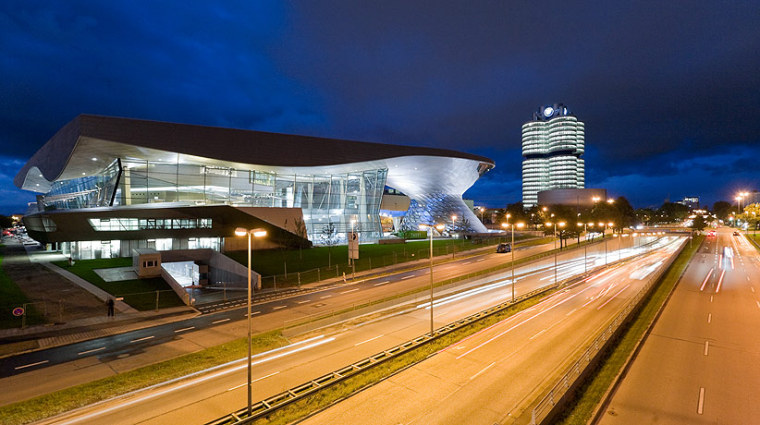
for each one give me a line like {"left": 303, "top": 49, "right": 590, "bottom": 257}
{"left": 234, "top": 227, "right": 267, "bottom": 416}
{"left": 451, "top": 215, "right": 457, "bottom": 257}
{"left": 546, "top": 221, "right": 566, "bottom": 285}
{"left": 510, "top": 222, "right": 525, "bottom": 301}
{"left": 419, "top": 223, "right": 445, "bottom": 337}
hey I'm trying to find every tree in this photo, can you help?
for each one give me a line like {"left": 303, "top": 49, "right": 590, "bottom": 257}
{"left": 635, "top": 208, "right": 656, "bottom": 226}
{"left": 613, "top": 196, "right": 636, "bottom": 229}
{"left": 740, "top": 203, "right": 760, "bottom": 232}
{"left": 712, "top": 201, "right": 732, "bottom": 221}
{"left": 320, "top": 221, "right": 337, "bottom": 268}
{"left": 690, "top": 215, "right": 707, "bottom": 232}
{"left": 0, "top": 215, "right": 13, "bottom": 229}
{"left": 658, "top": 202, "right": 690, "bottom": 223}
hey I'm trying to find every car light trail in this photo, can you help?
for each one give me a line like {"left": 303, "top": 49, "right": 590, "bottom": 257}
{"left": 715, "top": 269, "right": 726, "bottom": 293}
{"left": 700, "top": 268, "right": 714, "bottom": 292}
{"left": 56, "top": 336, "right": 335, "bottom": 425}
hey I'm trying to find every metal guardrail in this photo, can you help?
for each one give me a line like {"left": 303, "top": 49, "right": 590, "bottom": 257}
{"left": 206, "top": 236, "right": 662, "bottom": 425}
{"left": 529, "top": 238, "right": 686, "bottom": 425}
{"left": 207, "top": 280, "right": 562, "bottom": 425}
{"left": 281, "top": 237, "right": 616, "bottom": 336}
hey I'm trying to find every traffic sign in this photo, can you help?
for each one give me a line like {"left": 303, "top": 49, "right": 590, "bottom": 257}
{"left": 12, "top": 307, "right": 24, "bottom": 317}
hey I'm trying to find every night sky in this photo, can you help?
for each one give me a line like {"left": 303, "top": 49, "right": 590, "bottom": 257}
{"left": 2, "top": 1, "right": 759, "bottom": 215}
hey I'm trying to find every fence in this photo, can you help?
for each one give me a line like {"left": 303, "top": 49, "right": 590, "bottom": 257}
{"left": 281, "top": 235, "right": 640, "bottom": 337}
{"left": 257, "top": 234, "right": 530, "bottom": 290}
{"left": 529, "top": 238, "right": 687, "bottom": 425}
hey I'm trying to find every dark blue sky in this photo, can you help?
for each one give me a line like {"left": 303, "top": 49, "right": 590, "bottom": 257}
{"left": 2, "top": 1, "right": 759, "bottom": 214}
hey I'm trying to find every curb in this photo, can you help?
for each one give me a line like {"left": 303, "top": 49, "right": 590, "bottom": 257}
{"left": 588, "top": 237, "right": 702, "bottom": 424}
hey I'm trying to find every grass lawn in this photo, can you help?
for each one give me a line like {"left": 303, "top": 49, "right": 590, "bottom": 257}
{"left": 52, "top": 258, "right": 184, "bottom": 310}
{"left": 0, "top": 244, "right": 45, "bottom": 329}
{"left": 227, "top": 234, "right": 536, "bottom": 278}
{"left": 556, "top": 235, "right": 704, "bottom": 424}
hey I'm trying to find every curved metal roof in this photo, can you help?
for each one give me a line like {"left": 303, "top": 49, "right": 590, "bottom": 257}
{"left": 15, "top": 114, "right": 494, "bottom": 189}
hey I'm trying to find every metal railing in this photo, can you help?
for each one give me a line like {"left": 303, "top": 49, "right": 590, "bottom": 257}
{"left": 256, "top": 235, "right": 536, "bottom": 290}
{"left": 206, "top": 236, "right": 663, "bottom": 425}
{"left": 207, "top": 281, "right": 558, "bottom": 425}
{"left": 529, "top": 239, "right": 686, "bottom": 425}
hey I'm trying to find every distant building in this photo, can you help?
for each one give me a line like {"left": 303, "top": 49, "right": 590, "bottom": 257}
{"left": 537, "top": 188, "right": 608, "bottom": 208}
{"left": 521, "top": 103, "right": 585, "bottom": 208}
{"left": 676, "top": 196, "right": 700, "bottom": 210}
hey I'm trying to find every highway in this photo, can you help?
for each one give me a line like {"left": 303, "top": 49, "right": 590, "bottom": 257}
{"left": 0, "top": 235, "right": 632, "bottom": 407}
{"left": 598, "top": 227, "right": 760, "bottom": 424}
{"left": 298, "top": 237, "right": 685, "bottom": 425}
{"left": 33, "top": 235, "right": 674, "bottom": 424}
{"left": 0, "top": 238, "right": 569, "bottom": 380}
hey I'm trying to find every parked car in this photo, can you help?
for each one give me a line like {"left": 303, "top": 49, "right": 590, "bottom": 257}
{"left": 496, "top": 243, "right": 511, "bottom": 253}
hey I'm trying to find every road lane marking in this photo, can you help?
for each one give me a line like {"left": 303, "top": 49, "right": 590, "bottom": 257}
{"left": 756, "top": 301, "right": 760, "bottom": 309}
{"left": 320, "top": 295, "right": 332, "bottom": 299}
{"left": 462, "top": 261, "right": 472, "bottom": 265}
{"left": 707, "top": 313, "right": 711, "bottom": 324}
{"left": 131, "top": 336, "right": 154, "bottom": 343}
{"left": 340, "top": 288, "right": 359, "bottom": 294}
{"left": 529, "top": 329, "right": 547, "bottom": 340}
{"left": 454, "top": 277, "right": 615, "bottom": 359}
{"left": 470, "top": 362, "right": 496, "bottom": 380}
{"left": 597, "top": 285, "right": 631, "bottom": 310}
{"left": 355, "top": 334, "right": 383, "bottom": 346}
{"left": 295, "top": 300, "right": 310, "bottom": 304}
{"left": 212, "top": 318, "right": 231, "bottom": 324}
{"left": 400, "top": 275, "right": 415, "bottom": 280}
{"left": 174, "top": 326, "right": 195, "bottom": 333}
{"left": 374, "top": 281, "right": 390, "bottom": 286}
{"left": 715, "top": 269, "right": 725, "bottom": 293}
{"left": 698, "top": 387, "right": 705, "bottom": 414}
{"left": 78, "top": 347, "right": 106, "bottom": 355}
{"left": 566, "top": 308, "right": 577, "bottom": 316}
{"left": 246, "top": 311, "right": 261, "bottom": 317}
{"left": 15, "top": 360, "right": 49, "bottom": 370}
{"left": 751, "top": 287, "right": 755, "bottom": 293}
{"left": 227, "top": 371, "right": 280, "bottom": 391}
{"left": 699, "top": 268, "right": 714, "bottom": 291}
{"left": 704, "top": 341, "right": 709, "bottom": 356}
{"left": 272, "top": 305, "right": 287, "bottom": 310}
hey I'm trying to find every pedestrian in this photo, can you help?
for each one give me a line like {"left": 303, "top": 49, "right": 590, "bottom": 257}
{"left": 106, "top": 298, "right": 115, "bottom": 317}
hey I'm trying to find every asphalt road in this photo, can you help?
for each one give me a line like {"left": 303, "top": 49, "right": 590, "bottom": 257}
{"left": 33, "top": 236, "right": 676, "bottom": 425}
{"left": 598, "top": 228, "right": 760, "bottom": 424}
{"left": 1, "top": 238, "right": 568, "bottom": 380}
{"left": 296, "top": 237, "right": 685, "bottom": 425}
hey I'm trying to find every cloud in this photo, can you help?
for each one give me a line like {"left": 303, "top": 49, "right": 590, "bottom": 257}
{"left": 1, "top": 1, "right": 758, "bottom": 212}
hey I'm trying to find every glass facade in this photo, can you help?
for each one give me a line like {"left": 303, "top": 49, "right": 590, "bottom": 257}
{"left": 521, "top": 104, "right": 585, "bottom": 207}
{"left": 42, "top": 159, "right": 121, "bottom": 210}
{"left": 41, "top": 156, "right": 388, "bottom": 243}
{"left": 88, "top": 218, "right": 212, "bottom": 231}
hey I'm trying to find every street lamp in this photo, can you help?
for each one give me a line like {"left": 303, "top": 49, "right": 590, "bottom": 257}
{"left": 419, "top": 223, "right": 445, "bottom": 337}
{"left": 478, "top": 207, "right": 486, "bottom": 223}
{"left": 234, "top": 227, "right": 267, "bottom": 416}
{"left": 450, "top": 215, "right": 457, "bottom": 258}
{"left": 546, "top": 221, "right": 565, "bottom": 285}
{"left": 511, "top": 222, "right": 525, "bottom": 301}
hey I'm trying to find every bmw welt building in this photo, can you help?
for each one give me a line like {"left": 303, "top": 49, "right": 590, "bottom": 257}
{"left": 15, "top": 115, "right": 494, "bottom": 259}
